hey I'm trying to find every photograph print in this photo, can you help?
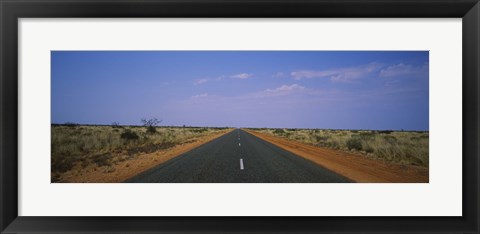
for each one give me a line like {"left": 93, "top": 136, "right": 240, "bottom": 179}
{"left": 51, "top": 51, "right": 429, "bottom": 183}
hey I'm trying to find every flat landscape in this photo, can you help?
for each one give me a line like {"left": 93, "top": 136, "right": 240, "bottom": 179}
{"left": 51, "top": 124, "right": 231, "bottom": 182}
{"left": 51, "top": 51, "right": 429, "bottom": 183}
{"left": 245, "top": 129, "right": 428, "bottom": 182}
{"left": 249, "top": 128, "right": 429, "bottom": 167}
{"left": 52, "top": 125, "right": 428, "bottom": 183}
{"left": 128, "top": 129, "right": 351, "bottom": 183}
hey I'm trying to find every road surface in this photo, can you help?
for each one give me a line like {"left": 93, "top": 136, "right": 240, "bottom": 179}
{"left": 126, "top": 129, "right": 351, "bottom": 183}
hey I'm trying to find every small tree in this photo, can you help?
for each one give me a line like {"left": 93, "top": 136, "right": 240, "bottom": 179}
{"left": 111, "top": 122, "right": 120, "bottom": 128}
{"left": 141, "top": 118, "right": 162, "bottom": 133}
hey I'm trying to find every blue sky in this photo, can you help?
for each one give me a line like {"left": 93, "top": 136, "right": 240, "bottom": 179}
{"left": 51, "top": 51, "right": 429, "bottom": 130}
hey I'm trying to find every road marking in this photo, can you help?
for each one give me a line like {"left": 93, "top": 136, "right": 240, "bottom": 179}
{"left": 240, "top": 158, "right": 244, "bottom": 170}
{"left": 239, "top": 143, "right": 241, "bottom": 147}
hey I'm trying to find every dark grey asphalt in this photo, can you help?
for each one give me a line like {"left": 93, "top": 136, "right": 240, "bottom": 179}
{"left": 126, "top": 129, "right": 351, "bottom": 183}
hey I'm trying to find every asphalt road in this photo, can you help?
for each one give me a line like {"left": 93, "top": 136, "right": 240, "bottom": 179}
{"left": 126, "top": 129, "right": 351, "bottom": 183}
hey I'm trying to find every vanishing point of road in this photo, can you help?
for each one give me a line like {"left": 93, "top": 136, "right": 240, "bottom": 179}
{"left": 126, "top": 129, "right": 351, "bottom": 183}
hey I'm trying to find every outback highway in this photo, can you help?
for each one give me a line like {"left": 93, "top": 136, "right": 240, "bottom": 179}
{"left": 126, "top": 129, "right": 351, "bottom": 183}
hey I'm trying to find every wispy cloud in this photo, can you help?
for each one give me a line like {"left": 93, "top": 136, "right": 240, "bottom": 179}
{"left": 290, "top": 62, "right": 382, "bottom": 83}
{"left": 193, "top": 78, "right": 209, "bottom": 85}
{"left": 265, "top": 84, "right": 305, "bottom": 93}
{"left": 240, "top": 84, "right": 313, "bottom": 99}
{"left": 215, "top": 75, "right": 225, "bottom": 81}
{"left": 231, "top": 73, "right": 253, "bottom": 79}
{"left": 185, "top": 84, "right": 311, "bottom": 105}
{"left": 272, "top": 72, "right": 285, "bottom": 78}
{"left": 193, "top": 75, "right": 226, "bottom": 85}
{"left": 379, "top": 63, "right": 428, "bottom": 78}
{"left": 191, "top": 93, "right": 209, "bottom": 98}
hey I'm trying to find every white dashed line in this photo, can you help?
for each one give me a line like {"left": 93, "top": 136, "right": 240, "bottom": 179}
{"left": 240, "top": 158, "right": 244, "bottom": 170}
{"left": 239, "top": 143, "right": 241, "bottom": 147}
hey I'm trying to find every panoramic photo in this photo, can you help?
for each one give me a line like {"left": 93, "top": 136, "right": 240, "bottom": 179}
{"left": 51, "top": 51, "right": 429, "bottom": 183}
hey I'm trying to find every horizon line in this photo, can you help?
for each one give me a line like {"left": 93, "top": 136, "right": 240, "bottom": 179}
{"left": 51, "top": 122, "right": 429, "bottom": 132}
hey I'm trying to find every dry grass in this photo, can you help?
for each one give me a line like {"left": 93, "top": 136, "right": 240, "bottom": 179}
{"left": 248, "top": 128, "right": 429, "bottom": 167}
{"left": 51, "top": 125, "right": 229, "bottom": 181}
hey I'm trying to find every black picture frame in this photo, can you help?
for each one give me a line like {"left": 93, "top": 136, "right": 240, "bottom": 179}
{"left": 1, "top": 0, "right": 478, "bottom": 233}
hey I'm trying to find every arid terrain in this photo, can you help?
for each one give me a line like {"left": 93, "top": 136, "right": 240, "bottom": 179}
{"left": 51, "top": 124, "right": 232, "bottom": 182}
{"left": 247, "top": 128, "right": 429, "bottom": 167}
{"left": 52, "top": 125, "right": 428, "bottom": 183}
{"left": 245, "top": 129, "right": 428, "bottom": 182}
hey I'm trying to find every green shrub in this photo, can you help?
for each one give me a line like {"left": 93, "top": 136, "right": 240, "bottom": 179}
{"left": 347, "top": 138, "right": 363, "bottom": 151}
{"left": 91, "top": 153, "right": 112, "bottom": 167}
{"left": 315, "top": 135, "right": 330, "bottom": 142}
{"left": 192, "top": 128, "right": 208, "bottom": 133}
{"left": 51, "top": 156, "right": 76, "bottom": 173}
{"left": 121, "top": 130, "right": 139, "bottom": 140}
{"left": 383, "top": 135, "right": 397, "bottom": 144}
{"left": 146, "top": 126, "right": 157, "bottom": 134}
{"left": 141, "top": 118, "right": 161, "bottom": 134}
{"left": 365, "top": 146, "right": 375, "bottom": 153}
